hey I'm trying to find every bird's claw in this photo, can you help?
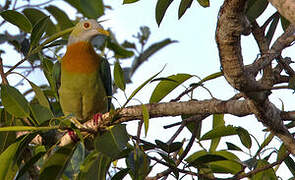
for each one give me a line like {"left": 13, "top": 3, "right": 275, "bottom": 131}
{"left": 67, "top": 129, "right": 79, "bottom": 143}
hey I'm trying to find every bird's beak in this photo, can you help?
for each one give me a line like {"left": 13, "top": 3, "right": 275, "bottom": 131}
{"left": 97, "top": 28, "right": 109, "bottom": 36}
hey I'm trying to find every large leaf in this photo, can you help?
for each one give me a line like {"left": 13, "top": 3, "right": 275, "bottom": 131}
{"left": 201, "top": 125, "right": 238, "bottom": 140}
{"left": 0, "top": 133, "right": 37, "bottom": 180}
{"left": 45, "top": 5, "right": 73, "bottom": 31}
{"left": 150, "top": 73, "right": 192, "bottom": 103}
{"left": 30, "top": 16, "right": 50, "bottom": 50}
{"left": 209, "top": 114, "right": 224, "bottom": 152}
{"left": 80, "top": 0, "right": 104, "bottom": 19}
{"left": 246, "top": 0, "right": 269, "bottom": 22}
{"left": 155, "top": 0, "right": 174, "bottom": 26}
{"left": 237, "top": 127, "right": 252, "bottom": 149}
{"left": 0, "top": 10, "right": 32, "bottom": 33}
{"left": 0, "top": 109, "right": 16, "bottom": 154}
{"left": 23, "top": 8, "right": 56, "bottom": 35}
{"left": 252, "top": 160, "right": 277, "bottom": 180}
{"left": 94, "top": 124, "right": 129, "bottom": 158}
{"left": 39, "top": 143, "right": 77, "bottom": 179}
{"left": 209, "top": 160, "right": 242, "bottom": 174}
{"left": 178, "top": 0, "right": 193, "bottom": 19}
{"left": 1, "top": 84, "right": 30, "bottom": 118}
{"left": 114, "top": 60, "right": 126, "bottom": 91}
{"left": 78, "top": 151, "right": 112, "bottom": 180}
{"left": 30, "top": 104, "right": 53, "bottom": 124}
{"left": 107, "top": 41, "right": 134, "bottom": 59}
{"left": 29, "top": 81, "right": 51, "bottom": 109}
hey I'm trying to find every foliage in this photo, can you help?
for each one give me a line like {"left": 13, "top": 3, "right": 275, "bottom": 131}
{"left": 0, "top": 0, "right": 294, "bottom": 179}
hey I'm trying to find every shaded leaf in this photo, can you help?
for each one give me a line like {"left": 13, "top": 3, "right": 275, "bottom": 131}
{"left": 155, "top": 140, "right": 182, "bottom": 153}
{"left": 197, "top": 0, "right": 210, "bottom": 8}
{"left": 178, "top": 0, "right": 193, "bottom": 19}
{"left": 78, "top": 151, "right": 112, "bottom": 180}
{"left": 30, "top": 104, "right": 53, "bottom": 124}
{"left": 1, "top": 84, "right": 30, "bottom": 118}
{"left": 266, "top": 13, "right": 280, "bottom": 45}
{"left": 126, "top": 148, "right": 150, "bottom": 179}
{"left": 155, "top": 0, "right": 174, "bottom": 26}
{"left": 107, "top": 41, "right": 134, "bottom": 59}
{"left": 63, "top": 0, "right": 84, "bottom": 13}
{"left": 158, "top": 152, "right": 176, "bottom": 166}
{"left": 186, "top": 153, "right": 227, "bottom": 167}
{"left": 0, "top": 109, "right": 16, "bottom": 154}
{"left": 95, "top": 124, "right": 129, "bottom": 158}
{"left": 45, "top": 5, "right": 73, "bottom": 30}
{"left": 114, "top": 60, "right": 126, "bottom": 91}
{"left": 226, "top": 142, "right": 243, "bottom": 151}
{"left": 237, "top": 127, "right": 252, "bottom": 149}
{"left": 39, "top": 143, "right": 77, "bottom": 179}
{"left": 246, "top": 0, "right": 269, "bottom": 22}
{"left": 0, "top": 10, "right": 32, "bottom": 33}
{"left": 280, "top": 15, "right": 290, "bottom": 31}
{"left": 150, "top": 73, "right": 192, "bottom": 103}
{"left": 111, "top": 168, "right": 130, "bottom": 180}
{"left": 123, "top": 0, "right": 140, "bottom": 4}
{"left": 23, "top": 8, "right": 56, "bottom": 35}
{"left": 284, "top": 156, "right": 295, "bottom": 176}
{"left": 29, "top": 81, "right": 50, "bottom": 109}
{"left": 30, "top": 16, "right": 50, "bottom": 50}
{"left": 142, "top": 104, "right": 150, "bottom": 137}
{"left": 252, "top": 160, "right": 277, "bottom": 180}
{"left": 80, "top": 0, "right": 104, "bottom": 19}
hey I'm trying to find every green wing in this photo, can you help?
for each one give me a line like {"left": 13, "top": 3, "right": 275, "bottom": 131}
{"left": 99, "top": 57, "right": 112, "bottom": 111}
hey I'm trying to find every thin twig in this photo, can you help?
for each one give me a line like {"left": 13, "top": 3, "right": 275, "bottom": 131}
{"left": 0, "top": 57, "right": 9, "bottom": 85}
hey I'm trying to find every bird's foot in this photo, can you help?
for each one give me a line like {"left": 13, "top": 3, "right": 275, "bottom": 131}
{"left": 67, "top": 129, "right": 79, "bottom": 143}
{"left": 93, "top": 113, "right": 103, "bottom": 126}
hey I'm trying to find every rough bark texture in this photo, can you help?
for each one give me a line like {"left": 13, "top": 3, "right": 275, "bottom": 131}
{"left": 215, "top": 0, "right": 295, "bottom": 154}
{"left": 268, "top": 0, "right": 295, "bottom": 25}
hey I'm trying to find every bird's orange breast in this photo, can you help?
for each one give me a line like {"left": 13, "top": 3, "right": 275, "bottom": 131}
{"left": 62, "top": 41, "right": 100, "bottom": 73}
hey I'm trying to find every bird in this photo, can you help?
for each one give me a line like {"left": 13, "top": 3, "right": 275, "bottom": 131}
{"left": 58, "top": 19, "right": 112, "bottom": 125}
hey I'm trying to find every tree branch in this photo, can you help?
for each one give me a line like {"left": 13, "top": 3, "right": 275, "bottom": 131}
{"left": 268, "top": 0, "right": 295, "bottom": 25}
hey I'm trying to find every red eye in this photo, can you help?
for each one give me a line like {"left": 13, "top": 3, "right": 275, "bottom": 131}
{"left": 83, "top": 22, "right": 90, "bottom": 28}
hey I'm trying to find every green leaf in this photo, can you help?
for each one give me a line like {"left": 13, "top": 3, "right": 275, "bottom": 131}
{"left": 114, "top": 60, "right": 126, "bottom": 91}
{"left": 126, "top": 148, "right": 150, "bottom": 179}
{"left": 246, "top": 0, "right": 269, "bottom": 22}
{"left": 30, "top": 104, "right": 53, "bottom": 124}
{"left": 95, "top": 124, "right": 129, "bottom": 157}
{"left": 142, "top": 104, "right": 150, "bottom": 137}
{"left": 39, "top": 143, "right": 77, "bottom": 180}
{"left": 30, "top": 16, "right": 50, "bottom": 50}
{"left": 266, "top": 13, "right": 280, "bottom": 45}
{"left": 45, "top": 5, "right": 73, "bottom": 30}
{"left": 0, "top": 126, "right": 58, "bottom": 132}
{"left": 78, "top": 151, "right": 112, "bottom": 180}
{"left": 178, "top": 0, "right": 193, "bottom": 19}
{"left": 252, "top": 160, "right": 277, "bottom": 180}
{"left": 150, "top": 73, "right": 192, "bottom": 103}
{"left": 1, "top": 84, "right": 30, "bottom": 118}
{"left": 0, "top": 133, "right": 37, "bottom": 180}
{"left": 183, "top": 114, "right": 203, "bottom": 139}
{"left": 209, "top": 114, "right": 225, "bottom": 152}
{"left": 200, "top": 125, "right": 237, "bottom": 140}
{"left": 80, "top": 0, "right": 104, "bottom": 19}
{"left": 280, "top": 15, "right": 290, "bottom": 31}
{"left": 226, "top": 142, "right": 243, "bottom": 151}
{"left": 196, "top": 0, "right": 210, "bottom": 8}
{"left": 107, "top": 41, "right": 134, "bottom": 59}
{"left": 209, "top": 160, "right": 242, "bottom": 174}
{"left": 123, "top": 0, "right": 140, "bottom": 4}
{"left": 63, "top": 0, "right": 84, "bottom": 13}
{"left": 237, "top": 127, "right": 252, "bottom": 149}
{"left": 111, "top": 168, "right": 130, "bottom": 180}
{"left": 186, "top": 152, "right": 227, "bottom": 167}
{"left": 29, "top": 81, "right": 51, "bottom": 109}
{"left": 155, "top": 140, "right": 182, "bottom": 153}
{"left": 284, "top": 156, "right": 295, "bottom": 176}
{"left": 288, "top": 76, "right": 295, "bottom": 91}
{"left": 259, "top": 133, "right": 274, "bottom": 152}
{"left": 0, "top": 10, "right": 32, "bottom": 33}
{"left": 155, "top": 0, "right": 174, "bottom": 26}
{"left": 0, "top": 109, "right": 16, "bottom": 154}
{"left": 23, "top": 8, "right": 57, "bottom": 36}
{"left": 123, "top": 66, "right": 164, "bottom": 107}
{"left": 190, "top": 71, "right": 222, "bottom": 87}
{"left": 158, "top": 152, "right": 176, "bottom": 166}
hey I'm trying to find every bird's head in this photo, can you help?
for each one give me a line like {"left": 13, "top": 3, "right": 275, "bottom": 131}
{"left": 68, "top": 19, "right": 109, "bottom": 45}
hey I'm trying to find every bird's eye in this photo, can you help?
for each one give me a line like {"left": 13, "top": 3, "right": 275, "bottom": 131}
{"left": 83, "top": 22, "right": 90, "bottom": 29}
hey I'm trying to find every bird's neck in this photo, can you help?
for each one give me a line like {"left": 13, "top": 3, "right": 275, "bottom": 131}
{"left": 62, "top": 41, "right": 100, "bottom": 73}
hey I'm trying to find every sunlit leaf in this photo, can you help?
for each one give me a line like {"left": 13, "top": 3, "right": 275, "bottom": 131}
{"left": 0, "top": 10, "right": 32, "bottom": 33}
{"left": 197, "top": 0, "right": 209, "bottom": 8}
{"left": 209, "top": 160, "right": 242, "bottom": 174}
{"left": 252, "top": 160, "right": 276, "bottom": 180}
{"left": 209, "top": 114, "right": 224, "bottom": 152}
{"left": 123, "top": 0, "right": 140, "bottom": 4}
{"left": 142, "top": 104, "right": 150, "bottom": 137}
{"left": 200, "top": 125, "right": 237, "bottom": 140}
{"left": 150, "top": 73, "right": 192, "bottom": 103}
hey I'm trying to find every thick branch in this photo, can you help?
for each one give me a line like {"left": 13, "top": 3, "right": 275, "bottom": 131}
{"left": 268, "top": 0, "right": 295, "bottom": 25}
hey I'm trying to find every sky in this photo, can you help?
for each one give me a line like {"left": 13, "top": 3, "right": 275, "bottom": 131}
{"left": 1, "top": 0, "right": 295, "bottom": 178}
